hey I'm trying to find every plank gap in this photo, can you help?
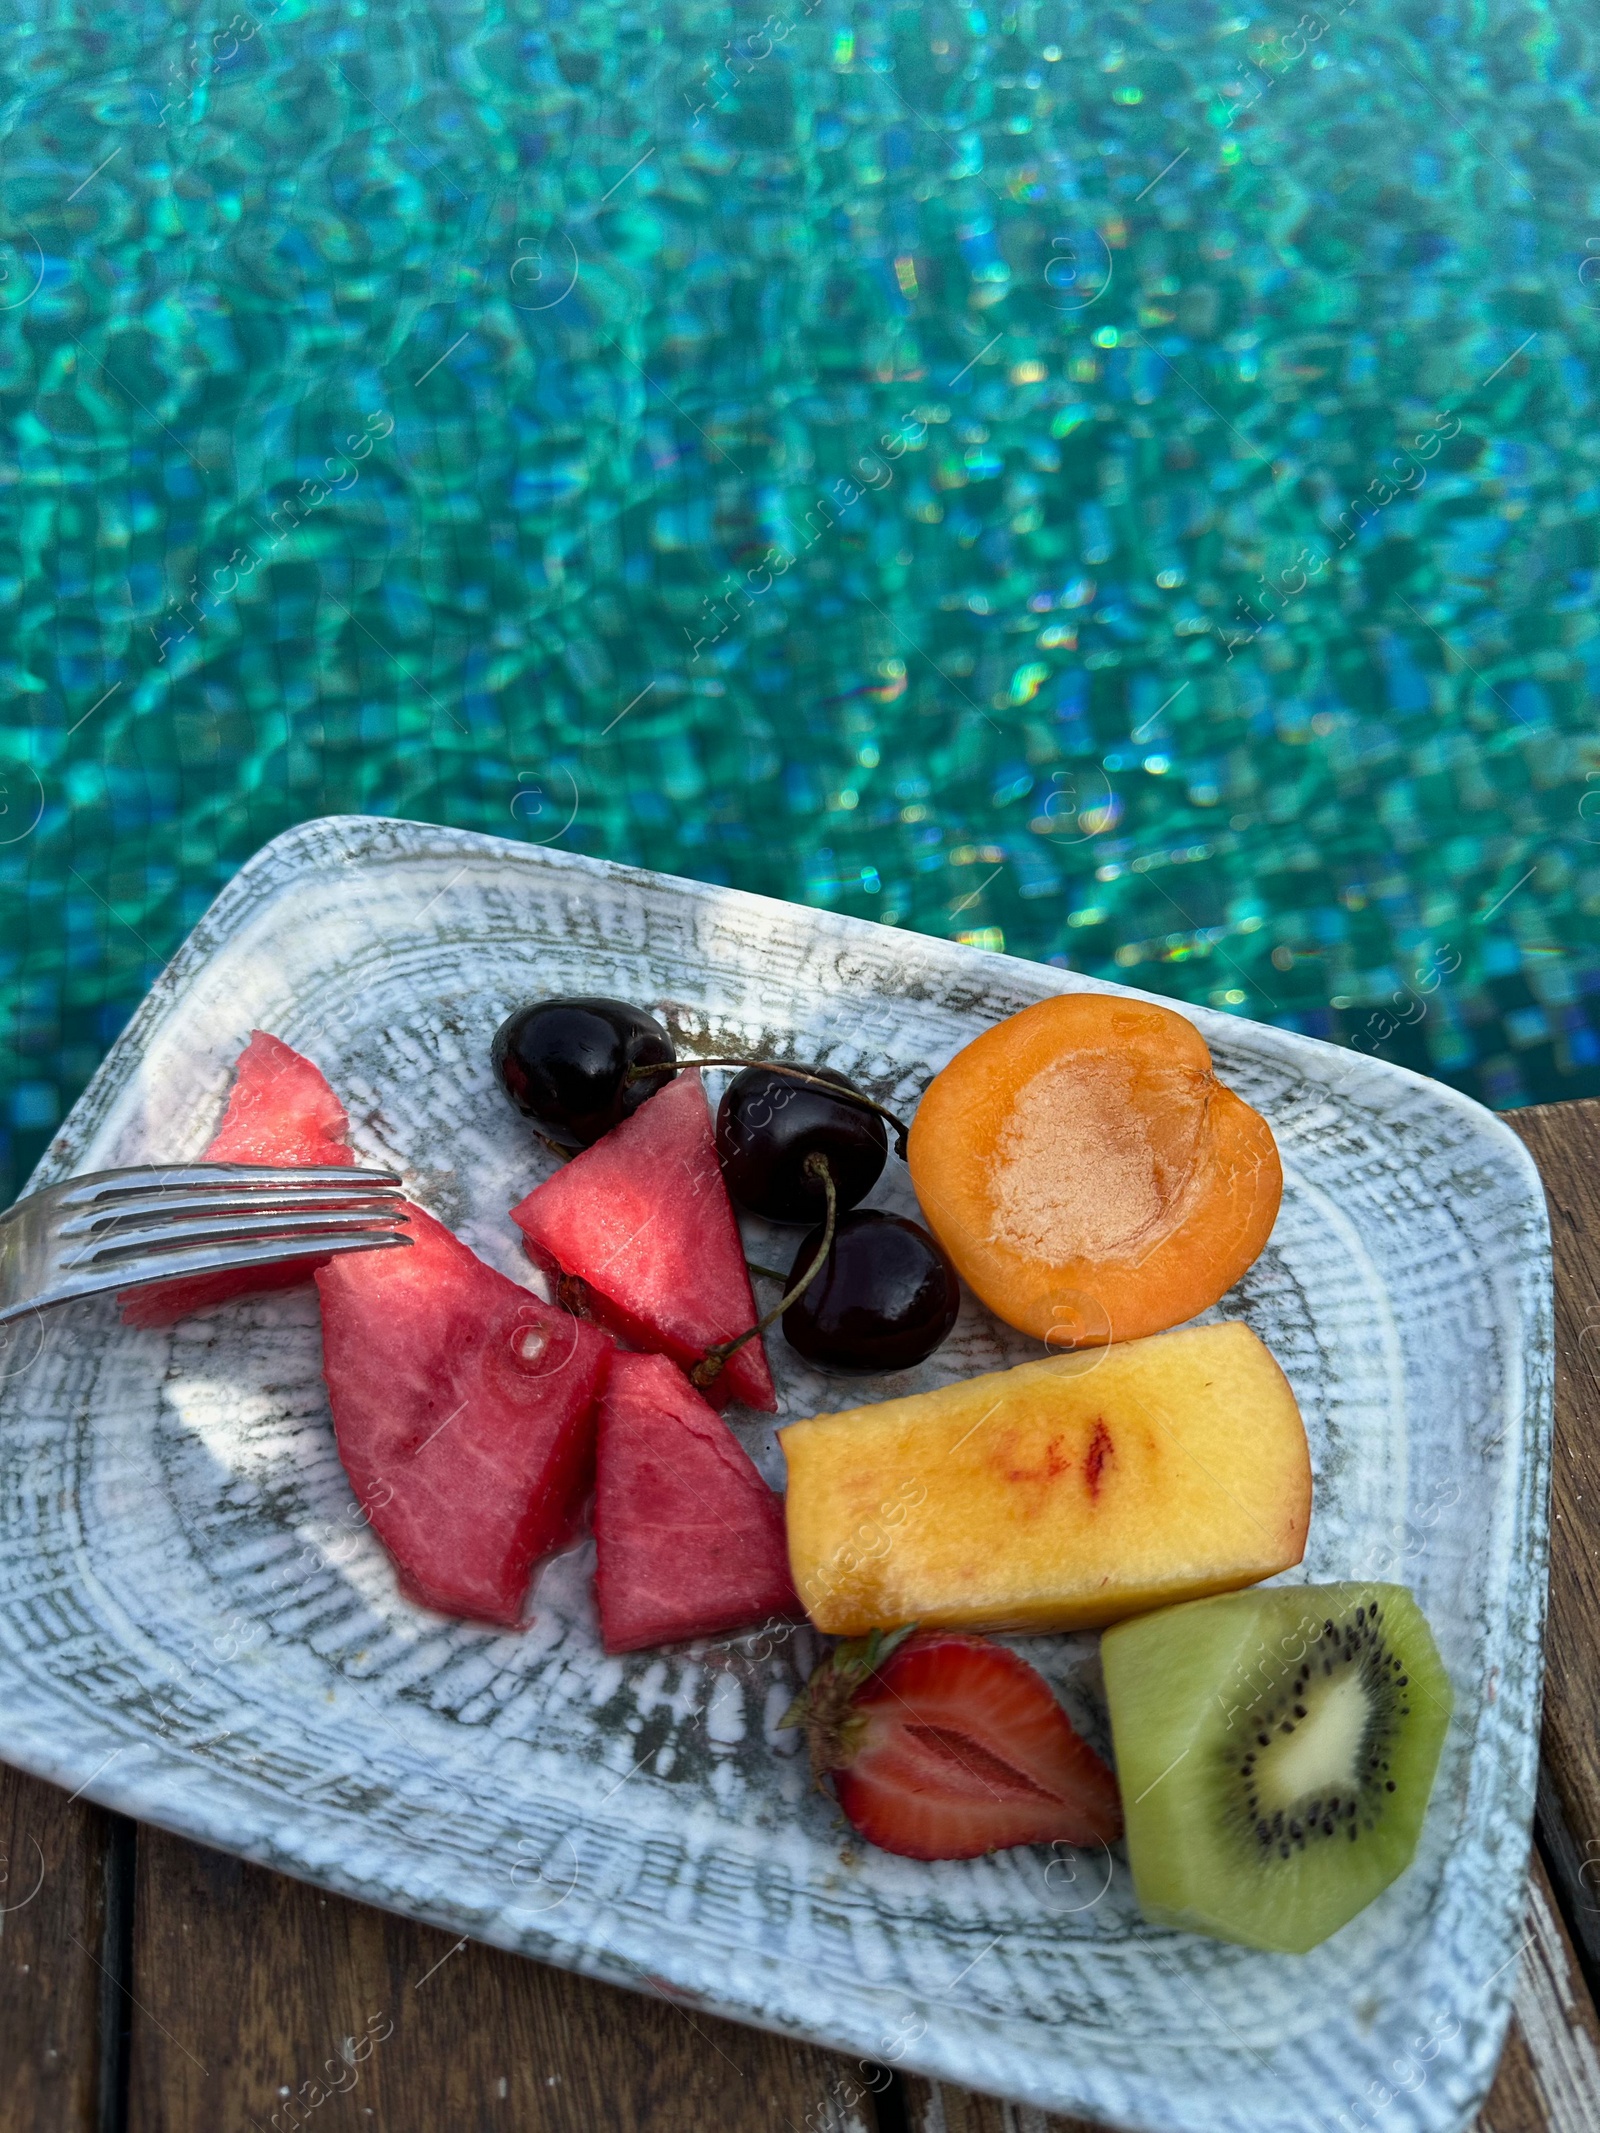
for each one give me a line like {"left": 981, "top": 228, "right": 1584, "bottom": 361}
{"left": 1538, "top": 1753, "right": 1600, "bottom": 2013}
{"left": 874, "top": 2069, "right": 913, "bottom": 2133}
{"left": 96, "top": 1814, "right": 136, "bottom": 2133}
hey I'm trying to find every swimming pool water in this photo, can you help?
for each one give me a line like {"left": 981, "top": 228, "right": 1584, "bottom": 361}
{"left": 3, "top": 0, "right": 1599, "bottom": 1200}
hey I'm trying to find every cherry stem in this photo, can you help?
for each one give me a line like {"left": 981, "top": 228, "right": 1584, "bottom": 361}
{"left": 625, "top": 1057, "right": 909, "bottom": 1159}
{"left": 690, "top": 1154, "right": 837, "bottom": 1391}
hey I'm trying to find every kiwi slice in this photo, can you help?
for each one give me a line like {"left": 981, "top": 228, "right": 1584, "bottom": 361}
{"left": 1101, "top": 1583, "right": 1453, "bottom": 1953}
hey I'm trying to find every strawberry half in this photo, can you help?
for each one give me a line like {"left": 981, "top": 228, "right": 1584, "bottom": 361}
{"left": 784, "top": 1627, "right": 1123, "bottom": 1861}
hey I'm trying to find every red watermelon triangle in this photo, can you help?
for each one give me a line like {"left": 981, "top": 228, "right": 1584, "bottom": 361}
{"left": 593, "top": 1352, "right": 801, "bottom": 1654}
{"left": 318, "top": 1202, "right": 612, "bottom": 1627}
{"left": 509, "top": 1069, "right": 776, "bottom": 1413}
{"left": 121, "top": 1031, "right": 356, "bottom": 1327}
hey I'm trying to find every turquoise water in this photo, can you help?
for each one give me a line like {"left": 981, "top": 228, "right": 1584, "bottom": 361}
{"left": 3, "top": 0, "right": 1599, "bottom": 1201}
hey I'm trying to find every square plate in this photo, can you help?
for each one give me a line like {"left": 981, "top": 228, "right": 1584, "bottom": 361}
{"left": 0, "top": 816, "right": 1551, "bottom": 2132}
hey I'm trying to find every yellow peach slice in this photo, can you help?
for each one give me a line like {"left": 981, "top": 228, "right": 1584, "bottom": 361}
{"left": 780, "top": 1321, "right": 1311, "bottom": 1636}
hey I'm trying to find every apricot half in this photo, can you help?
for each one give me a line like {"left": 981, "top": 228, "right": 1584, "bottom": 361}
{"left": 907, "top": 992, "right": 1281, "bottom": 1345}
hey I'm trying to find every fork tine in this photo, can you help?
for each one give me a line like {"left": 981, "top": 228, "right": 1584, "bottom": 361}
{"left": 0, "top": 1230, "right": 414, "bottom": 1326}
{"left": 68, "top": 1209, "right": 411, "bottom": 1267}
{"left": 138, "top": 1231, "right": 413, "bottom": 1270}
{"left": 0, "top": 1229, "right": 413, "bottom": 1323}
{"left": 59, "top": 1185, "right": 407, "bottom": 1237}
{"left": 57, "top": 1164, "right": 402, "bottom": 1205}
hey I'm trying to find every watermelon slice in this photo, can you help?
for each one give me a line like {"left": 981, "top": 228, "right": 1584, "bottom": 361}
{"left": 120, "top": 1031, "right": 356, "bottom": 1327}
{"left": 317, "top": 1201, "right": 612, "bottom": 1626}
{"left": 508, "top": 1069, "right": 776, "bottom": 1413}
{"left": 593, "top": 1352, "right": 802, "bottom": 1653}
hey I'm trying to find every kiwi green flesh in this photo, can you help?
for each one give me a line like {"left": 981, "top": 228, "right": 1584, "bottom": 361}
{"left": 1101, "top": 1583, "right": 1453, "bottom": 1954}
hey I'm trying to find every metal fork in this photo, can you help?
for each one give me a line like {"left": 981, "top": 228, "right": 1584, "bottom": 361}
{"left": 0, "top": 1164, "right": 412, "bottom": 1325}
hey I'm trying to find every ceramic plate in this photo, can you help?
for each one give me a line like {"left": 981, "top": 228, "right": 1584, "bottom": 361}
{"left": 0, "top": 816, "right": 1551, "bottom": 2132}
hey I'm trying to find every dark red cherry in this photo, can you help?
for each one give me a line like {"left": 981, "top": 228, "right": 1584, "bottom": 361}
{"left": 717, "top": 1065, "right": 888, "bottom": 1223}
{"left": 781, "top": 1211, "right": 960, "bottom": 1373}
{"left": 491, "top": 996, "right": 675, "bottom": 1149}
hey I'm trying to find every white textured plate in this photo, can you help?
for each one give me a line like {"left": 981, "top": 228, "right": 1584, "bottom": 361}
{"left": 0, "top": 816, "right": 1551, "bottom": 2133}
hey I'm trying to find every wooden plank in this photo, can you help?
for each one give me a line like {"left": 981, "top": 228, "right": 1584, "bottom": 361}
{"left": 125, "top": 1823, "right": 883, "bottom": 2133}
{"left": 1507, "top": 1098, "right": 1600, "bottom": 1989}
{"left": 0, "top": 1757, "right": 121, "bottom": 2133}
